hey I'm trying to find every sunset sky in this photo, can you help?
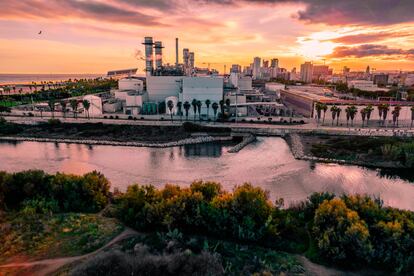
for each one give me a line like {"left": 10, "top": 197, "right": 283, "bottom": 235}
{"left": 1, "top": 0, "right": 414, "bottom": 74}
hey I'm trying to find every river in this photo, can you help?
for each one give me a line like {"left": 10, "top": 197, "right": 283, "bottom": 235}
{"left": 1, "top": 137, "right": 413, "bottom": 210}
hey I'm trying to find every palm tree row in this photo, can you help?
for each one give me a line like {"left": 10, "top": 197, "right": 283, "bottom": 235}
{"left": 165, "top": 99, "right": 221, "bottom": 122}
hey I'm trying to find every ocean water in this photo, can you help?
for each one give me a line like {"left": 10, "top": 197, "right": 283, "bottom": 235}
{"left": 0, "top": 74, "right": 105, "bottom": 85}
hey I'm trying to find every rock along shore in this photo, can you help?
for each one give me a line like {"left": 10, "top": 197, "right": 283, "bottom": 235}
{"left": 0, "top": 136, "right": 233, "bottom": 148}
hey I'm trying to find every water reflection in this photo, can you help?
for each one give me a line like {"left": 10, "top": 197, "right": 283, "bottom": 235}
{"left": 0, "top": 138, "right": 414, "bottom": 211}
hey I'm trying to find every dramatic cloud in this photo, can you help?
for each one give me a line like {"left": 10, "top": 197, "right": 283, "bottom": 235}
{"left": 329, "top": 32, "right": 411, "bottom": 44}
{"left": 328, "top": 44, "right": 414, "bottom": 59}
{"left": 0, "top": 0, "right": 167, "bottom": 26}
{"left": 193, "top": 0, "right": 414, "bottom": 26}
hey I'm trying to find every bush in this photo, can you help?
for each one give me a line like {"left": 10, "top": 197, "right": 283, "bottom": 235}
{"left": 128, "top": 116, "right": 133, "bottom": 120}
{"left": 48, "top": 118, "right": 61, "bottom": 125}
{"left": 115, "top": 115, "right": 119, "bottom": 119}
{"left": 0, "top": 170, "right": 110, "bottom": 213}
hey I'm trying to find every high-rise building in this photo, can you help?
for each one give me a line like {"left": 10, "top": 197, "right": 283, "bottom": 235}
{"left": 300, "top": 62, "right": 313, "bottom": 83}
{"left": 263, "top": 60, "right": 269, "bottom": 68}
{"left": 271, "top": 58, "right": 279, "bottom": 68}
{"left": 343, "top": 66, "right": 350, "bottom": 75}
{"left": 253, "top": 57, "right": 261, "bottom": 80}
{"left": 231, "top": 64, "right": 241, "bottom": 73}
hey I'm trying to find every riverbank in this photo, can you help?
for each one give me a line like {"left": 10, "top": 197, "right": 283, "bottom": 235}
{"left": 286, "top": 133, "right": 413, "bottom": 169}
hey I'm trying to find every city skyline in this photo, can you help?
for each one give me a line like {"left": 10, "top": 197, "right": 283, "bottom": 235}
{"left": 1, "top": 0, "right": 414, "bottom": 74}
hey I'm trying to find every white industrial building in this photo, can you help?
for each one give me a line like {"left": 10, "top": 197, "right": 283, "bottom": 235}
{"left": 118, "top": 77, "right": 144, "bottom": 92}
{"left": 180, "top": 77, "right": 223, "bottom": 117}
{"left": 124, "top": 92, "right": 148, "bottom": 115}
{"left": 146, "top": 76, "right": 182, "bottom": 102}
{"left": 348, "top": 80, "right": 388, "bottom": 92}
{"left": 265, "top": 82, "right": 285, "bottom": 98}
{"left": 82, "top": 94, "right": 103, "bottom": 116}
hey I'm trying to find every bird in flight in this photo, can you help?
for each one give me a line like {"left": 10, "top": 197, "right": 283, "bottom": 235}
{"left": 38, "top": 31, "right": 42, "bottom": 35}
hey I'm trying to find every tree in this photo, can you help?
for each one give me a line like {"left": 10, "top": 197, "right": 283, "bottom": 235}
{"left": 48, "top": 99, "right": 55, "bottom": 118}
{"left": 411, "top": 106, "right": 414, "bottom": 129}
{"left": 336, "top": 107, "right": 342, "bottom": 126}
{"left": 82, "top": 99, "right": 91, "bottom": 119}
{"left": 392, "top": 105, "right": 401, "bottom": 127}
{"left": 322, "top": 103, "right": 328, "bottom": 125}
{"left": 205, "top": 99, "right": 211, "bottom": 120}
{"left": 315, "top": 102, "right": 323, "bottom": 125}
{"left": 313, "top": 198, "right": 372, "bottom": 265}
{"left": 360, "top": 109, "right": 366, "bottom": 127}
{"left": 377, "top": 104, "right": 383, "bottom": 126}
{"left": 365, "top": 104, "right": 374, "bottom": 127}
{"left": 225, "top": 98, "right": 231, "bottom": 115}
{"left": 60, "top": 101, "right": 67, "bottom": 118}
{"left": 70, "top": 99, "right": 78, "bottom": 118}
{"left": 330, "top": 105, "right": 338, "bottom": 126}
{"left": 177, "top": 101, "right": 183, "bottom": 122}
{"left": 219, "top": 100, "right": 224, "bottom": 119}
{"left": 183, "top": 101, "right": 190, "bottom": 121}
{"left": 191, "top": 99, "right": 197, "bottom": 122}
{"left": 382, "top": 104, "right": 390, "bottom": 127}
{"left": 167, "top": 100, "right": 174, "bottom": 122}
{"left": 345, "top": 105, "right": 357, "bottom": 127}
{"left": 212, "top": 102, "right": 219, "bottom": 122}
{"left": 196, "top": 100, "right": 202, "bottom": 121}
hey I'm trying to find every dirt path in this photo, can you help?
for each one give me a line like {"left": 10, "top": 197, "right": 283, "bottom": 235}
{"left": 0, "top": 227, "right": 138, "bottom": 276}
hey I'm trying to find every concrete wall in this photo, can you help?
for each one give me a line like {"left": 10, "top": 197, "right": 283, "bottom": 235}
{"left": 146, "top": 76, "right": 182, "bottom": 103}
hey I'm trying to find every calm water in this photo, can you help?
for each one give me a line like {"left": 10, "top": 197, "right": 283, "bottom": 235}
{"left": 1, "top": 138, "right": 413, "bottom": 210}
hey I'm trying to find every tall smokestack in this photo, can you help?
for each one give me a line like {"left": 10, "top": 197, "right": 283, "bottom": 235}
{"left": 154, "top": 41, "right": 163, "bottom": 69}
{"left": 175, "top": 38, "right": 179, "bottom": 67}
{"left": 142, "top": 37, "right": 154, "bottom": 76}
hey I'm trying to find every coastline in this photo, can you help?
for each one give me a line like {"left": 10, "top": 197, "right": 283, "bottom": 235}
{"left": 285, "top": 133, "right": 409, "bottom": 169}
{"left": 0, "top": 135, "right": 233, "bottom": 148}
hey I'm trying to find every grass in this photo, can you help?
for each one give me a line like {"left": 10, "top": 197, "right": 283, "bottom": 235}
{"left": 114, "top": 231, "right": 304, "bottom": 275}
{"left": 0, "top": 213, "right": 124, "bottom": 264}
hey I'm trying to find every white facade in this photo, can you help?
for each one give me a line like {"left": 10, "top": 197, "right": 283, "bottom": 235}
{"left": 238, "top": 76, "right": 253, "bottom": 91}
{"left": 180, "top": 77, "right": 223, "bottom": 117}
{"left": 265, "top": 82, "right": 285, "bottom": 98}
{"left": 348, "top": 80, "right": 386, "bottom": 92}
{"left": 146, "top": 76, "right": 182, "bottom": 102}
{"left": 253, "top": 57, "right": 261, "bottom": 80}
{"left": 82, "top": 95, "right": 102, "bottom": 116}
{"left": 124, "top": 92, "right": 148, "bottom": 116}
{"left": 119, "top": 77, "right": 144, "bottom": 92}
{"left": 300, "top": 62, "right": 313, "bottom": 83}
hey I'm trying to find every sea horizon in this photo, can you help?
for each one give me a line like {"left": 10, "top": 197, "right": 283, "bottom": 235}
{"left": 0, "top": 73, "right": 106, "bottom": 85}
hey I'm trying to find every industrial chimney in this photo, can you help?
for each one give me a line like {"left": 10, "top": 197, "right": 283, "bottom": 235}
{"left": 175, "top": 38, "right": 179, "bottom": 67}
{"left": 154, "top": 41, "right": 164, "bottom": 69}
{"left": 142, "top": 37, "right": 154, "bottom": 76}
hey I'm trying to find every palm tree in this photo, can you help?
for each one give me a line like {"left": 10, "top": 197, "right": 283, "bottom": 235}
{"left": 205, "top": 99, "right": 211, "bottom": 120}
{"left": 411, "top": 106, "right": 414, "bottom": 129}
{"left": 336, "top": 107, "right": 342, "bottom": 126}
{"left": 225, "top": 98, "right": 231, "bottom": 114}
{"left": 377, "top": 104, "right": 383, "bottom": 126}
{"left": 70, "top": 99, "right": 78, "bottom": 118}
{"left": 82, "top": 99, "right": 91, "bottom": 119}
{"left": 191, "top": 99, "right": 197, "bottom": 122}
{"left": 177, "top": 101, "right": 183, "bottom": 122}
{"left": 382, "top": 104, "right": 390, "bottom": 127}
{"left": 219, "top": 100, "right": 224, "bottom": 120}
{"left": 167, "top": 100, "right": 174, "bottom": 122}
{"left": 322, "top": 103, "right": 328, "bottom": 125}
{"left": 330, "top": 106, "right": 338, "bottom": 126}
{"left": 196, "top": 100, "right": 202, "bottom": 121}
{"left": 183, "top": 101, "right": 190, "bottom": 121}
{"left": 360, "top": 108, "right": 366, "bottom": 127}
{"left": 60, "top": 101, "right": 67, "bottom": 118}
{"left": 315, "top": 102, "right": 323, "bottom": 125}
{"left": 365, "top": 104, "right": 374, "bottom": 127}
{"left": 391, "top": 105, "right": 401, "bottom": 127}
{"left": 345, "top": 105, "right": 357, "bottom": 127}
{"left": 212, "top": 102, "right": 219, "bottom": 122}
{"left": 48, "top": 99, "right": 55, "bottom": 118}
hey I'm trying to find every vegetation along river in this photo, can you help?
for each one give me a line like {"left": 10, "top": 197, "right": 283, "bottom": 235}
{"left": 1, "top": 137, "right": 413, "bottom": 210}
